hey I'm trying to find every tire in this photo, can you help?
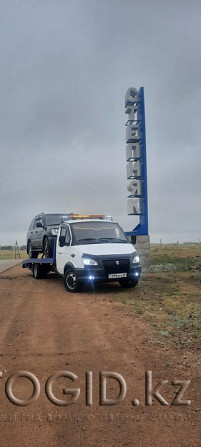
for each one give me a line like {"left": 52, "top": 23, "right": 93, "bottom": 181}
{"left": 27, "top": 241, "right": 38, "bottom": 259}
{"left": 33, "top": 264, "right": 41, "bottom": 279}
{"left": 32, "top": 264, "right": 47, "bottom": 279}
{"left": 119, "top": 278, "right": 139, "bottom": 288}
{"left": 64, "top": 269, "right": 82, "bottom": 293}
{"left": 43, "top": 237, "right": 52, "bottom": 258}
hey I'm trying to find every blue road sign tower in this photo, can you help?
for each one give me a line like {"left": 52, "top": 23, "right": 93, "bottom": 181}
{"left": 125, "top": 87, "right": 149, "bottom": 237}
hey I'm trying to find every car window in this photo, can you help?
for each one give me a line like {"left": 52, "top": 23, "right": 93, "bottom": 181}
{"left": 59, "top": 226, "right": 71, "bottom": 246}
{"left": 59, "top": 227, "right": 66, "bottom": 247}
{"left": 34, "top": 218, "right": 43, "bottom": 228}
{"left": 60, "top": 227, "right": 67, "bottom": 238}
{"left": 65, "top": 227, "right": 71, "bottom": 245}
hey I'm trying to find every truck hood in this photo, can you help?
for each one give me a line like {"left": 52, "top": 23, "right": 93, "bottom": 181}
{"left": 76, "top": 243, "right": 135, "bottom": 256}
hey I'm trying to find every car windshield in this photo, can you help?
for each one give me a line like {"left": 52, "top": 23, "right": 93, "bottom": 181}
{"left": 45, "top": 214, "right": 69, "bottom": 226}
{"left": 71, "top": 221, "right": 128, "bottom": 244}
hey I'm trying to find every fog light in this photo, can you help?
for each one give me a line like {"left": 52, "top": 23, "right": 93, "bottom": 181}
{"left": 135, "top": 272, "right": 139, "bottom": 277}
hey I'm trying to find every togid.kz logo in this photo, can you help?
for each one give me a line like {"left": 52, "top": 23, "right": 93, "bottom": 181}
{"left": 0, "top": 370, "right": 191, "bottom": 407}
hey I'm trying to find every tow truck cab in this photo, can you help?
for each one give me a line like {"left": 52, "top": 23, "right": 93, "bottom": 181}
{"left": 55, "top": 215, "right": 141, "bottom": 292}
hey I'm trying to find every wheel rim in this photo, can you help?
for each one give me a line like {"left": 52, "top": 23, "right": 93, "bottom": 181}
{"left": 66, "top": 272, "right": 77, "bottom": 290}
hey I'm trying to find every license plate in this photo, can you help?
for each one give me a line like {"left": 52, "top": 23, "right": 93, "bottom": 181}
{"left": 108, "top": 273, "right": 127, "bottom": 279}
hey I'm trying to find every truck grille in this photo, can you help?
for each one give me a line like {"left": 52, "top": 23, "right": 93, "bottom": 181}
{"left": 103, "top": 259, "right": 130, "bottom": 275}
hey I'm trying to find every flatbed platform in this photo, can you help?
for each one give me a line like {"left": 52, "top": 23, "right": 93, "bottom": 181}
{"left": 22, "top": 257, "right": 55, "bottom": 268}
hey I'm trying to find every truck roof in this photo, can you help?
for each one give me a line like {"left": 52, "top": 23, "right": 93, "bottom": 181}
{"left": 63, "top": 218, "right": 115, "bottom": 225}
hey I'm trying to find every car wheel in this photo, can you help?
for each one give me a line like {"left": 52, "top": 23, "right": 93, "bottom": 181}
{"left": 27, "top": 241, "right": 38, "bottom": 259}
{"left": 119, "top": 278, "right": 139, "bottom": 288}
{"left": 64, "top": 269, "right": 82, "bottom": 292}
{"left": 43, "top": 237, "right": 52, "bottom": 258}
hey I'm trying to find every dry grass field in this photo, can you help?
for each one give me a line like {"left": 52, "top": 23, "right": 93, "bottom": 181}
{"left": 151, "top": 243, "right": 201, "bottom": 267}
{"left": 0, "top": 249, "right": 27, "bottom": 260}
{"left": 112, "top": 243, "right": 201, "bottom": 348}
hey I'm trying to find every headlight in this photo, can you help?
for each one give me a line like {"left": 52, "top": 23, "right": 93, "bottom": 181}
{"left": 82, "top": 257, "right": 98, "bottom": 266}
{"left": 132, "top": 254, "right": 140, "bottom": 263}
{"left": 51, "top": 229, "right": 59, "bottom": 235}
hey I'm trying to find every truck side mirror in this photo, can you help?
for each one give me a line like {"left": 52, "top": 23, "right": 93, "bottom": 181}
{"left": 36, "top": 222, "right": 43, "bottom": 228}
{"left": 59, "top": 236, "right": 65, "bottom": 247}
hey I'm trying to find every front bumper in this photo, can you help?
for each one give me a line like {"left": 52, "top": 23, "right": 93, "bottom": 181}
{"left": 74, "top": 264, "right": 141, "bottom": 283}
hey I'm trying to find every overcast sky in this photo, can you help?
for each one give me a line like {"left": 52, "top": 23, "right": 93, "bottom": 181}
{"left": 0, "top": 0, "right": 201, "bottom": 245}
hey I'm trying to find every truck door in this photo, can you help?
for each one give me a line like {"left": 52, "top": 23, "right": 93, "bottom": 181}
{"left": 34, "top": 217, "right": 44, "bottom": 249}
{"left": 31, "top": 219, "right": 38, "bottom": 249}
{"left": 56, "top": 225, "right": 71, "bottom": 274}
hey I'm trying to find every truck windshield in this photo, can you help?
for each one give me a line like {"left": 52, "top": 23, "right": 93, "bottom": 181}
{"left": 71, "top": 221, "right": 128, "bottom": 244}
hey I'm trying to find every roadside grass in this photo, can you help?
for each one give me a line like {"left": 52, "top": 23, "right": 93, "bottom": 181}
{"left": 150, "top": 243, "right": 201, "bottom": 269}
{"left": 0, "top": 250, "right": 27, "bottom": 260}
{"left": 113, "top": 244, "right": 201, "bottom": 347}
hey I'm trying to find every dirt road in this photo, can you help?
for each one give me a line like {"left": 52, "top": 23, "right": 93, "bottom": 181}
{"left": 0, "top": 265, "right": 200, "bottom": 446}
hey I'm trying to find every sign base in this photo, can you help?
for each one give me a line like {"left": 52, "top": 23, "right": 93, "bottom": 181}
{"left": 127, "top": 235, "right": 150, "bottom": 269}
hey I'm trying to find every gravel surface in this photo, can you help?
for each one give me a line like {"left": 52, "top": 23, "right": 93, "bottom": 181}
{"left": 0, "top": 264, "right": 200, "bottom": 446}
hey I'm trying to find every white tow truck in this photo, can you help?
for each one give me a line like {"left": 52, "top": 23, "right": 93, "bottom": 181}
{"left": 22, "top": 214, "right": 141, "bottom": 292}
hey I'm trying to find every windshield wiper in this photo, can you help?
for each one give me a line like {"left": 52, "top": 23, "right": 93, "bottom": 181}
{"left": 99, "top": 238, "right": 127, "bottom": 243}
{"left": 76, "top": 237, "right": 128, "bottom": 244}
{"left": 76, "top": 238, "right": 98, "bottom": 244}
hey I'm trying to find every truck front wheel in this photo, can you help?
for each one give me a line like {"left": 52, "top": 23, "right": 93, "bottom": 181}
{"left": 64, "top": 269, "right": 82, "bottom": 293}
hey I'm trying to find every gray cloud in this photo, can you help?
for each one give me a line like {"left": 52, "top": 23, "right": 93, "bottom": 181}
{"left": 0, "top": 0, "right": 201, "bottom": 244}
